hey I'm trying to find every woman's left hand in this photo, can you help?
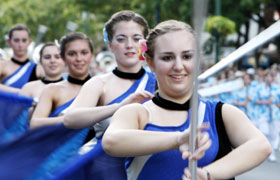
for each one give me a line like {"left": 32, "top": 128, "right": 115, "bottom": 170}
{"left": 177, "top": 123, "right": 211, "bottom": 160}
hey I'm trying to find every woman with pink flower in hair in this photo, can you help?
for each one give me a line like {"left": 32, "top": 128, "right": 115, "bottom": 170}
{"left": 64, "top": 10, "right": 156, "bottom": 149}
{"left": 62, "top": 10, "right": 157, "bottom": 179}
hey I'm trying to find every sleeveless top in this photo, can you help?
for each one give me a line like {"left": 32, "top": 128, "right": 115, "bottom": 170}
{"left": 49, "top": 98, "right": 75, "bottom": 117}
{"left": 77, "top": 71, "right": 156, "bottom": 180}
{"left": 2, "top": 61, "right": 37, "bottom": 88}
{"left": 94, "top": 71, "right": 156, "bottom": 139}
{"left": 125, "top": 100, "right": 220, "bottom": 180}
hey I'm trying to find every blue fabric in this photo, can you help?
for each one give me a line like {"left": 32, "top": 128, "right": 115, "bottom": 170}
{"left": 145, "top": 72, "right": 156, "bottom": 93}
{"left": 0, "top": 91, "right": 90, "bottom": 180}
{"left": 0, "top": 91, "right": 33, "bottom": 142}
{"left": 49, "top": 71, "right": 156, "bottom": 180}
{"left": 2, "top": 61, "right": 37, "bottom": 88}
{"left": 108, "top": 74, "right": 144, "bottom": 105}
{"left": 125, "top": 100, "right": 219, "bottom": 180}
{"left": 49, "top": 98, "right": 75, "bottom": 117}
{"left": 0, "top": 124, "right": 89, "bottom": 180}
{"left": 50, "top": 140, "right": 126, "bottom": 180}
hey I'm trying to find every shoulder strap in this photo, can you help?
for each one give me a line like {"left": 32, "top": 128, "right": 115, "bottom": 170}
{"left": 28, "top": 64, "right": 39, "bottom": 82}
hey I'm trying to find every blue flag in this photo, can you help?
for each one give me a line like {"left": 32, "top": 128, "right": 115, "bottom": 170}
{"left": 0, "top": 90, "right": 33, "bottom": 142}
{"left": 50, "top": 139, "right": 127, "bottom": 180}
{"left": 0, "top": 90, "right": 92, "bottom": 180}
{"left": 0, "top": 124, "right": 89, "bottom": 180}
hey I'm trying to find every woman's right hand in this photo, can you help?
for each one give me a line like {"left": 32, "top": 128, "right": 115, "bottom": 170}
{"left": 182, "top": 167, "right": 210, "bottom": 180}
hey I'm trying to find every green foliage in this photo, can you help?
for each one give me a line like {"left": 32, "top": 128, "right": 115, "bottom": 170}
{"left": 75, "top": 0, "right": 193, "bottom": 29}
{"left": 0, "top": 0, "right": 278, "bottom": 54}
{"left": 206, "top": 16, "right": 236, "bottom": 38}
{"left": 0, "top": 0, "right": 103, "bottom": 50}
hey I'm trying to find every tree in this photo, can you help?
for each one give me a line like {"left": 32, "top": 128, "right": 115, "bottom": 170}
{"left": 0, "top": 0, "right": 103, "bottom": 50}
{"left": 206, "top": 0, "right": 279, "bottom": 67}
{"left": 1, "top": 0, "right": 278, "bottom": 62}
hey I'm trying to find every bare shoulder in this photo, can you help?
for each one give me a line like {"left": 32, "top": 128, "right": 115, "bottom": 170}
{"left": 222, "top": 103, "right": 245, "bottom": 116}
{"left": 82, "top": 73, "right": 114, "bottom": 95}
{"left": 121, "top": 103, "right": 146, "bottom": 112}
{"left": 221, "top": 103, "right": 253, "bottom": 133}
{"left": 114, "top": 103, "right": 150, "bottom": 125}
{"left": 0, "top": 60, "right": 8, "bottom": 76}
{"left": 113, "top": 103, "right": 146, "bottom": 120}
{"left": 20, "top": 80, "right": 42, "bottom": 95}
{"left": 76, "top": 75, "right": 106, "bottom": 98}
{"left": 42, "top": 81, "right": 66, "bottom": 97}
{"left": 92, "top": 72, "right": 112, "bottom": 82}
{"left": 83, "top": 73, "right": 110, "bottom": 88}
{"left": 23, "top": 80, "right": 42, "bottom": 88}
{"left": 110, "top": 103, "right": 148, "bottom": 129}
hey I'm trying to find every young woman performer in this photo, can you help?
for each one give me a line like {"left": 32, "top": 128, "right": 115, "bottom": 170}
{"left": 20, "top": 42, "right": 65, "bottom": 100}
{"left": 0, "top": 24, "right": 44, "bottom": 93}
{"left": 64, "top": 10, "right": 156, "bottom": 140}
{"left": 30, "top": 32, "right": 93, "bottom": 129}
{"left": 63, "top": 10, "right": 157, "bottom": 180}
{"left": 102, "top": 20, "right": 271, "bottom": 180}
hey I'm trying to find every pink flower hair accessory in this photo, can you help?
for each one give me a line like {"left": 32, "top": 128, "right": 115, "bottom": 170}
{"left": 138, "top": 39, "right": 147, "bottom": 61}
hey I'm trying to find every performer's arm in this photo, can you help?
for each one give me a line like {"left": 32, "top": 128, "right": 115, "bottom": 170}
{"left": 30, "top": 85, "right": 62, "bottom": 129}
{"left": 64, "top": 76, "right": 153, "bottom": 129}
{"left": 102, "top": 104, "right": 210, "bottom": 159}
{"left": 0, "top": 84, "right": 20, "bottom": 93}
{"left": 0, "top": 61, "right": 21, "bottom": 93}
{"left": 202, "top": 104, "right": 271, "bottom": 179}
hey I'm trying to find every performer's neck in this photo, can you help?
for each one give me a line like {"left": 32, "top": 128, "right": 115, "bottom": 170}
{"left": 13, "top": 55, "right": 28, "bottom": 62}
{"left": 44, "top": 75, "right": 63, "bottom": 81}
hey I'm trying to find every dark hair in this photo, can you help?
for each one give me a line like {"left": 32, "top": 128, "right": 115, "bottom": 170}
{"left": 39, "top": 42, "right": 58, "bottom": 62}
{"left": 146, "top": 20, "right": 194, "bottom": 59}
{"left": 8, "top": 24, "right": 31, "bottom": 39}
{"left": 104, "top": 10, "right": 149, "bottom": 42}
{"left": 244, "top": 72, "right": 254, "bottom": 81}
{"left": 59, "top": 32, "right": 93, "bottom": 58}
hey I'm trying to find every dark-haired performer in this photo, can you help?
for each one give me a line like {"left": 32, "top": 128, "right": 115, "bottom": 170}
{"left": 20, "top": 42, "right": 65, "bottom": 100}
{"left": 0, "top": 24, "right": 44, "bottom": 93}
{"left": 30, "top": 32, "right": 93, "bottom": 129}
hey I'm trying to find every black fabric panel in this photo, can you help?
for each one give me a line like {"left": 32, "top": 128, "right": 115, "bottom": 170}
{"left": 28, "top": 65, "right": 39, "bottom": 82}
{"left": 83, "top": 128, "right": 96, "bottom": 144}
{"left": 214, "top": 102, "right": 235, "bottom": 180}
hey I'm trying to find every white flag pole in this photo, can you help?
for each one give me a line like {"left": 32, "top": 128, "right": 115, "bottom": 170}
{"left": 198, "top": 20, "right": 280, "bottom": 81}
{"left": 189, "top": 0, "right": 209, "bottom": 179}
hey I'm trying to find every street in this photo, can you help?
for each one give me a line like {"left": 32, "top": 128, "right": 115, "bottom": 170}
{"left": 236, "top": 150, "right": 280, "bottom": 180}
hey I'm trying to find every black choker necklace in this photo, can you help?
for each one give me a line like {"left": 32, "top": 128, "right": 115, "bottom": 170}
{"left": 112, "top": 67, "right": 145, "bottom": 79}
{"left": 67, "top": 75, "right": 91, "bottom": 85}
{"left": 11, "top": 58, "right": 29, "bottom": 65}
{"left": 41, "top": 77, "right": 64, "bottom": 84}
{"left": 152, "top": 93, "right": 191, "bottom": 111}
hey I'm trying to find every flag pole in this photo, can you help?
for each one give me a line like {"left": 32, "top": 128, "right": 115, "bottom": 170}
{"left": 189, "top": 0, "right": 209, "bottom": 179}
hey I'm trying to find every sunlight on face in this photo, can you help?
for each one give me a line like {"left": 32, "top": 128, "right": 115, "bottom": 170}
{"left": 64, "top": 39, "right": 93, "bottom": 78}
{"left": 109, "top": 21, "right": 144, "bottom": 70}
{"left": 9, "top": 30, "right": 31, "bottom": 57}
{"left": 151, "top": 30, "right": 196, "bottom": 98}
{"left": 41, "top": 46, "right": 65, "bottom": 78}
